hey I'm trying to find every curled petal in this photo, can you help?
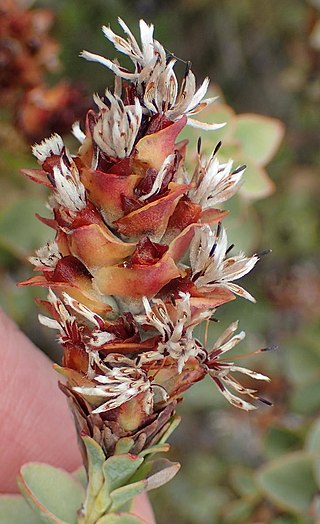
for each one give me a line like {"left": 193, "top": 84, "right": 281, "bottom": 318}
{"left": 135, "top": 116, "right": 187, "bottom": 170}
{"left": 69, "top": 223, "right": 136, "bottom": 271}
{"left": 20, "top": 256, "right": 115, "bottom": 315}
{"left": 115, "top": 183, "right": 190, "bottom": 241}
{"left": 81, "top": 168, "right": 141, "bottom": 224}
{"left": 93, "top": 252, "right": 181, "bottom": 298}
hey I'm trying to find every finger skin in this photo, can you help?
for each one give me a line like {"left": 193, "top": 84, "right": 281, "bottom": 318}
{"left": 0, "top": 310, "right": 156, "bottom": 521}
{"left": 0, "top": 309, "right": 81, "bottom": 492}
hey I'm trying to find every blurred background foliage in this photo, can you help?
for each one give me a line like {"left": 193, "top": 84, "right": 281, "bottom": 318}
{"left": 1, "top": 0, "right": 320, "bottom": 522}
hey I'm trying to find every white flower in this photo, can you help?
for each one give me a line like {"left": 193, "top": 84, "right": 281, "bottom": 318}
{"left": 72, "top": 366, "right": 153, "bottom": 414}
{"left": 206, "top": 321, "right": 270, "bottom": 411}
{"left": 52, "top": 153, "right": 86, "bottom": 212}
{"left": 29, "top": 241, "right": 61, "bottom": 270}
{"left": 189, "top": 147, "right": 245, "bottom": 208}
{"left": 93, "top": 91, "right": 142, "bottom": 159}
{"left": 62, "top": 292, "right": 105, "bottom": 329}
{"left": 38, "top": 288, "right": 77, "bottom": 335}
{"left": 139, "top": 153, "right": 177, "bottom": 201}
{"left": 32, "top": 133, "right": 64, "bottom": 163}
{"left": 137, "top": 293, "right": 210, "bottom": 373}
{"left": 190, "top": 224, "right": 259, "bottom": 302}
{"left": 81, "top": 18, "right": 224, "bottom": 130}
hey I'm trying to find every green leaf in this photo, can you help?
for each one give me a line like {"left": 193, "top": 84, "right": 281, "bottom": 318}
{"left": 233, "top": 113, "right": 284, "bottom": 166}
{"left": 72, "top": 466, "right": 87, "bottom": 489}
{"left": 96, "top": 513, "right": 146, "bottom": 524}
{"left": 257, "top": 452, "right": 318, "bottom": 515}
{"left": 103, "top": 454, "right": 144, "bottom": 492}
{"left": 290, "top": 375, "right": 320, "bottom": 415}
{"left": 114, "top": 438, "right": 135, "bottom": 455}
{"left": 0, "top": 197, "right": 52, "bottom": 259}
{"left": 144, "top": 458, "right": 180, "bottom": 491}
{"left": 264, "top": 426, "right": 302, "bottom": 459}
{"left": 82, "top": 437, "right": 110, "bottom": 522}
{"left": 109, "top": 480, "right": 147, "bottom": 512}
{"left": 158, "top": 415, "right": 181, "bottom": 445}
{"left": 229, "top": 466, "right": 258, "bottom": 497}
{"left": 139, "top": 443, "right": 170, "bottom": 457}
{"left": 0, "top": 495, "right": 42, "bottom": 524}
{"left": 223, "top": 498, "right": 256, "bottom": 523}
{"left": 286, "top": 340, "right": 320, "bottom": 385}
{"left": 18, "top": 463, "right": 85, "bottom": 524}
{"left": 238, "top": 161, "right": 275, "bottom": 200}
{"left": 306, "top": 418, "right": 320, "bottom": 454}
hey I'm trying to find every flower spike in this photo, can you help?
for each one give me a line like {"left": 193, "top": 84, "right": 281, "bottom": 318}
{"left": 21, "top": 18, "right": 272, "bottom": 517}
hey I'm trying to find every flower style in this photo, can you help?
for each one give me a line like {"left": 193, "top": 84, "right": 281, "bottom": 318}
{"left": 21, "top": 18, "right": 270, "bottom": 467}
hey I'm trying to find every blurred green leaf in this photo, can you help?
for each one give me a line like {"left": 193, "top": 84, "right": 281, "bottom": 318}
{"left": 290, "top": 375, "right": 320, "bottom": 415}
{"left": 223, "top": 498, "right": 256, "bottom": 523}
{"left": 0, "top": 197, "right": 52, "bottom": 259}
{"left": 0, "top": 495, "right": 42, "bottom": 524}
{"left": 18, "top": 463, "right": 85, "bottom": 524}
{"left": 96, "top": 514, "right": 145, "bottom": 524}
{"left": 73, "top": 466, "right": 87, "bottom": 489}
{"left": 229, "top": 466, "right": 258, "bottom": 497}
{"left": 287, "top": 340, "right": 320, "bottom": 386}
{"left": 264, "top": 426, "right": 303, "bottom": 459}
{"left": 306, "top": 419, "right": 320, "bottom": 455}
{"left": 257, "top": 452, "right": 318, "bottom": 515}
{"left": 239, "top": 161, "right": 275, "bottom": 200}
{"left": 233, "top": 114, "right": 284, "bottom": 166}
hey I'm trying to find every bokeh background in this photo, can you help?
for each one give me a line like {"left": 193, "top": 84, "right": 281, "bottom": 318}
{"left": 1, "top": 1, "right": 320, "bottom": 523}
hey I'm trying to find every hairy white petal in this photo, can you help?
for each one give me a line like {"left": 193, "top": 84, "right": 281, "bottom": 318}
{"left": 139, "top": 154, "right": 176, "bottom": 201}
{"left": 82, "top": 20, "right": 221, "bottom": 124}
{"left": 224, "top": 283, "right": 257, "bottom": 303}
{"left": 217, "top": 331, "right": 246, "bottom": 355}
{"left": 228, "top": 366, "right": 270, "bottom": 382}
{"left": 32, "top": 133, "right": 64, "bottom": 163}
{"left": 38, "top": 314, "right": 61, "bottom": 330}
{"left": 186, "top": 118, "right": 226, "bottom": 130}
{"left": 62, "top": 293, "right": 104, "bottom": 328}
{"left": 73, "top": 367, "right": 152, "bottom": 414}
{"left": 89, "top": 331, "right": 116, "bottom": 347}
{"left": 71, "top": 122, "right": 86, "bottom": 144}
{"left": 80, "top": 50, "right": 138, "bottom": 80}
{"left": 190, "top": 225, "right": 258, "bottom": 302}
{"left": 53, "top": 162, "right": 86, "bottom": 212}
{"left": 219, "top": 386, "right": 257, "bottom": 411}
{"left": 213, "top": 321, "right": 239, "bottom": 349}
{"left": 189, "top": 155, "right": 244, "bottom": 209}
{"left": 93, "top": 93, "right": 142, "bottom": 159}
{"left": 29, "top": 241, "right": 61, "bottom": 269}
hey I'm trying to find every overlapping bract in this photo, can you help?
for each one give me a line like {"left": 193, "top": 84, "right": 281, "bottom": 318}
{"left": 22, "top": 19, "right": 268, "bottom": 458}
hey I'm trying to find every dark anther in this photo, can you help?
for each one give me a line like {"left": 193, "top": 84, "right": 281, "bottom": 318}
{"left": 233, "top": 164, "right": 246, "bottom": 175}
{"left": 257, "top": 249, "right": 272, "bottom": 258}
{"left": 226, "top": 243, "right": 234, "bottom": 255}
{"left": 261, "top": 345, "right": 278, "bottom": 352}
{"left": 197, "top": 137, "right": 202, "bottom": 155}
{"left": 213, "top": 141, "right": 222, "bottom": 156}
{"left": 258, "top": 397, "right": 273, "bottom": 407}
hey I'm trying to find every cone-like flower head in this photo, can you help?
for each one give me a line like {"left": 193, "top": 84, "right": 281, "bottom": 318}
{"left": 22, "top": 19, "right": 268, "bottom": 459}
